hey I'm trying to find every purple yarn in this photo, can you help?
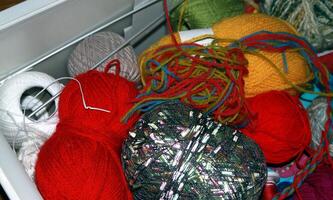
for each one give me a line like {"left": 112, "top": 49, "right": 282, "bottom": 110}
{"left": 294, "top": 164, "right": 333, "bottom": 200}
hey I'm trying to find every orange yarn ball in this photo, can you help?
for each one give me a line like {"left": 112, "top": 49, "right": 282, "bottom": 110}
{"left": 140, "top": 13, "right": 313, "bottom": 97}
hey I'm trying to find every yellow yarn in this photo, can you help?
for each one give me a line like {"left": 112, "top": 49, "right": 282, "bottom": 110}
{"left": 139, "top": 13, "right": 313, "bottom": 97}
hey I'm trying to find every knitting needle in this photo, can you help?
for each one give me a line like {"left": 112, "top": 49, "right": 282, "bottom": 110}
{"left": 0, "top": 0, "right": 162, "bottom": 86}
{"left": 27, "top": 11, "right": 168, "bottom": 118}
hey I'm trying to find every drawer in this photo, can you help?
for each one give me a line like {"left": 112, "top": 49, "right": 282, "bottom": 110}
{"left": 0, "top": 0, "right": 168, "bottom": 199}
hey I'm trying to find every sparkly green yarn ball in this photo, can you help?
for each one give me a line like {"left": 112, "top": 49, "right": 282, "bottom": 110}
{"left": 122, "top": 102, "right": 267, "bottom": 200}
{"left": 260, "top": 0, "right": 333, "bottom": 52}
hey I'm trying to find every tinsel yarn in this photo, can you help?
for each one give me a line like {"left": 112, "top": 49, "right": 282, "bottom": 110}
{"left": 36, "top": 63, "right": 138, "bottom": 200}
{"left": 122, "top": 102, "right": 267, "bottom": 200}
{"left": 67, "top": 31, "right": 140, "bottom": 82}
{"left": 260, "top": 0, "right": 333, "bottom": 52}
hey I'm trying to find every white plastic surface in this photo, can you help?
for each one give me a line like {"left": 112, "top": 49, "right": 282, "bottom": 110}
{"left": 0, "top": 0, "right": 168, "bottom": 199}
{"left": 179, "top": 28, "right": 214, "bottom": 46}
{"left": 0, "top": 0, "right": 134, "bottom": 81}
{"left": 0, "top": 0, "right": 138, "bottom": 199}
{"left": 0, "top": 133, "right": 43, "bottom": 200}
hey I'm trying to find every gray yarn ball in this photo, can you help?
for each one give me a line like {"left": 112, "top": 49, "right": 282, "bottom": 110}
{"left": 122, "top": 102, "right": 267, "bottom": 200}
{"left": 67, "top": 31, "right": 140, "bottom": 82}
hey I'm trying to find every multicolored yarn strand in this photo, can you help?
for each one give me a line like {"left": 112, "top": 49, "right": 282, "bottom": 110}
{"left": 127, "top": 30, "right": 333, "bottom": 126}
{"left": 141, "top": 2, "right": 333, "bottom": 199}
{"left": 234, "top": 31, "right": 333, "bottom": 200}
{"left": 260, "top": 0, "right": 333, "bottom": 52}
{"left": 124, "top": 42, "right": 249, "bottom": 126}
{"left": 228, "top": 31, "right": 331, "bottom": 95}
{"left": 122, "top": 102, "right": 267, "bottom": 200}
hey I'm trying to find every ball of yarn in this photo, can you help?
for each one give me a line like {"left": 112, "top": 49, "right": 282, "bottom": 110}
{"left": 140, "top": 13, "right": 312, "bottom": 97}
{"left": 67, "top": 31, "right": 140, "bottom": 82}
{"left": 260, "top": 0, "right": 333, "bottom": 52}
{"left": 122, "top": 102, "right": 267, "bottom": 199}
{"left": 240, "top": 90, "right": 311, "bottom": 164}
{"left": 35, "top": 69, "right": 139, "bottom": 200}
{"left": 307, "top": 96, "right": 333, "bottom": 156}
{"left": 18, "top": 136, "right": 46, "bottom": 180}
{"left": 170, "top": 0, "right": 245, "bottom": 31}
{"left": 0, "top": 71, "right": 62, "bottom": 147}
{"left": 294, "top": 164, "right": 333, "bottom": 200}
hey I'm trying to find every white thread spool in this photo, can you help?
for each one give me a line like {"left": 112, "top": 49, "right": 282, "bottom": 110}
{"left": 67, "top": 31, "right": 140, "bottom": 82}
{"left": 0, "top": 71, "right": 62, "bottom": 148}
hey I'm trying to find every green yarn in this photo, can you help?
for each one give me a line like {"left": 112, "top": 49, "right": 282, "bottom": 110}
{"left": 260, "top": 0, "right": 333, "bottom": 52}
{"left": 171, "top": 0, "right": 245, "bottom": 31}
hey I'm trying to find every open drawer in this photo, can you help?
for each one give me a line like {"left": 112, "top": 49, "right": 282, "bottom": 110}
{"left": 0, "top": 0, "right": 168, "bottom": 199}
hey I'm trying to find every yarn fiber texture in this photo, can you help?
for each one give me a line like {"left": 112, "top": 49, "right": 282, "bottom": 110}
{"left": 240, "top": 90, "right": 311, "bottom": 164}
{"left": 260, "top": 0, "right": 333, "bottom": 52}
{"left": 307, "top": 97, "right": 333, "bottom": 156}
{"left": 67, "top": 31, "right": 140, "bottom": 82}
{"left": 36, "top": 69, "right": 139, "bottom": 200}
{"left": 127, "top": 41, "right": 249, "bottom": 126}
{"left": 170, "top": 0, "right": 245, "bottom": 31}
{"left": 122, "top": 102, "right": 267, "bottom": 200}
{"left": 319, "top": 51, "right": 333, "bottom": 73}
{"left": 140, "top": 13, "right": 312, "bottom": 97}
{"left": 16, "top": 90, "right": 61, "bottom": 180}
{"left": 295, "top": 164, "right": 333, "bottom": 200}
{"left": 0, "top": 71, "right": 61, "bottom": 147}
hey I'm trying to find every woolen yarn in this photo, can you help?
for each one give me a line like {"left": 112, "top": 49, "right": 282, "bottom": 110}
{"left": 67, "top": 31, "right": 140, "bottom": 82}
{"left": 240, "top": 90, "right": 311, "bottom": 164}
{"left": 140, "top": 14, "right": 312, "bottom": 97}
{"left": 35, "top": 69, "right": 139, "bottom": 200}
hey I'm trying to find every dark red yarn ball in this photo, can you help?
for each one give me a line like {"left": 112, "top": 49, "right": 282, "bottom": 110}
{"left": 35, "top": 69, "right": 138, "bottom": 200}
{"left": 295, "top": 164, "right": 333, "bottom": 200}
{"left": 241, "top": 90, "right": 311, "bottom": 164}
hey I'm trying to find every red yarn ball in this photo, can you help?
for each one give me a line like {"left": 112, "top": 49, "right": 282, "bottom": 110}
{"left": 36, "top": 69, "right": 138, "bottom": 200}
{"left": 241, "top": 90, "right": 311, "bottom": 164}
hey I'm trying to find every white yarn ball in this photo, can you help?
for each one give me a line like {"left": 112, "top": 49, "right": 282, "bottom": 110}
{"left": 67, "top": 31, "right": 140, "bottom": 82}
{"left": 0, "top": 71, "right": 62, "bottom": 147}
{"left": 18, "top": 136, "right": 46, "bottom": 180}
{"left": 17, "top": 92, "right": 60, "bottom": 180}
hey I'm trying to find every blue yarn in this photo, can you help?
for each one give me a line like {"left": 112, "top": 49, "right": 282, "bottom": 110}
{"left": 233, "top": 31, "right": 318, "bottom": 53}
{"left": 206, "top": 82, "right": 234, "bottom": 114}
{"left": 191, "top": 88, "right": 217, "bottom": 101}
{"left": 282, "top": 52, "right": 288, "bottom": 73}
{"left": 300, "top": 85, "right": 320, "bottom": 108}
{"left": 229, "top": 31, "right": 330, "bottom": 90}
